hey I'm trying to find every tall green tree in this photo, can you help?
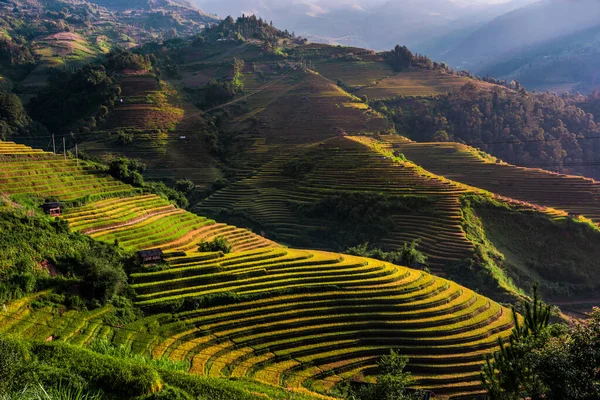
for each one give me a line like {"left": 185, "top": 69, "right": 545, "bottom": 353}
{"left": 350, "top": 350, "right": 420, "bottom": 400}
{"left": 481, "top": 286, "right": 600, "bottom": 400}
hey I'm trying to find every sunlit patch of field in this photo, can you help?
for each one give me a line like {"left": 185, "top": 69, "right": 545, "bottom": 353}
{"left": 356, "top": 70, "right": 492, "bottom": 98}
{"left": 314, "top": 60, "right": 394, "bottom": 86}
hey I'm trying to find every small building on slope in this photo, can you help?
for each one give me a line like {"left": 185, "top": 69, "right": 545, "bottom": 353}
{"left": 41, "top": 202, "right": 62, "bottom": 217}
{"left": 138, "top": 249, "right": 164, "bottom": 265}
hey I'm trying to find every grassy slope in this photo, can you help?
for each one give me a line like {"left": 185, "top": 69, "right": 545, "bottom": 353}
{"left": 381, "top": 136, "right": 599, "bottom": 223}
{"left": 467, "top": 196, "right": 600, "bottom": 301}
{"left": 195, "top": 135, "right": 475, "bottom": 275}
{"left": 82, "top": 72, "right": 222, "bottom": 188}
{"left": 0, "top": 334, "right": 327, "bottom": 400}
{"left": 0, "top": 140, "right": 517, "bottom": 399}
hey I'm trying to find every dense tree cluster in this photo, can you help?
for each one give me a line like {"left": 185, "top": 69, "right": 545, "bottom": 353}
{"left": 345, "top": 241, "right": 428, "bottom": 269}
{"left": 482, "top": 287, "right": 600, "bottom": 400}
{"left": 204, "top": 15, "right": 292, "bottom": 43}
{"left": 0, "top": 208, "right": 130, "bottom": 305}
{"left": 108, "top": 157, "right": 189, "bottom": 208}
{"left": 0, "top": 36, "right": 35, "bottom": 66}
{"left": 383, "top": 45, "right": 449, "bottom": 72}
{"left": 28, "top": 64, "right": 119, "bottom": 133}
{"left": 106, "top": 50, "right": 154, "bottom": 72}
{"left": 382, "top": 83, "right": 600, "bottom": 177}
{"left": 0, "top": 91, "right": 31, "bottom": 139}
{"left": 204, "top": 57, "right": 244, "bottom": 106}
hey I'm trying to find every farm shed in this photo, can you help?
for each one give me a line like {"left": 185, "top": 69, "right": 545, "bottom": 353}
{"left": 41, "top": 202, "right": 62, "bottom": 217}
{"left": 138, "top": 249, "right": 164, "bottom": 265}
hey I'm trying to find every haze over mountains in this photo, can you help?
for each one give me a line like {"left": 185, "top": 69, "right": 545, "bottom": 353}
{"left": 192, "top": 0, "right": 536, "bottom": 50}
{"left": 442, "top": 0, "right": 600, "bottom": 93}
{"left": 193, "top": 0, "right": 600, "bottom": 93}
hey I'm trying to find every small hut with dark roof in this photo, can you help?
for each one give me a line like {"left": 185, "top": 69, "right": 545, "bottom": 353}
{"left": 138, "top": 249, "right": 164, "bottom": 265}
{"left": 41, "top": 202, "right": 62, "bottom": 217}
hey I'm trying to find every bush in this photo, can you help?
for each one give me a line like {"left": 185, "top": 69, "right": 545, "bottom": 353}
{"left": 33, "top": 342, "right": 162, "bottom": 397}
{"left": 174, "top": 179, "right": 195, "bottom": 194}
{"left": 282, "top": 156, "right": 316, "bottom": 180}
{"left": 198, "top": 237, "right": 232, "bottom": 254}
{"left": 0, "top": 209, "right": 131, "bottom": 305}
{"left": 211, "top": 178, "right": 229, "bottom": 191}
{"left": 204, "top": 79, "right": 236, "bottom": 106}
{"left": 345, "top": 240, "right": 428, "bottom": 268}
{"left": 0, "top": 336, "right": 32, "bottom": 393}
{"left": 350, "top": 350, "right": 419, "bottom": 400}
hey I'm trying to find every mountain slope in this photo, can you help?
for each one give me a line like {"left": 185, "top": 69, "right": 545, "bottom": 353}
{"left": 479, "top": 24, "right": 600, "bottom": 93}
{"left": 440, "top": 0, "right": 600, "bottom": 92}
{"left": 0, "top": 139, "right": 517, "bottom": 399}
{"left": 192, "top": 0, "right": 535, "bottom": 51}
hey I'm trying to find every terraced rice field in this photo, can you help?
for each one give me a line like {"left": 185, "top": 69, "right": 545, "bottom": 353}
{"left": 314, "top": 60, "right": 394, "bottom": 87}
{"left": 104, "top": 73, "right": 184, "bottom": 131}
{"left": 354, "top": 70, "right": 494, "bottom": 98}
{"left": 0, "top": 140, "right": 276, "bottom": 253}
{"left": 0, "top": 249, "right": 517, "bottom": 398}
{"left": 0, "top": 140, "right": 519, "bottom": 398}
{"left": 0, "top": 292, "right": 117, "bottom": 349}
{"left": 84, "top": 71, "right": 221, "bottom": 188}
{"left": 239, "top": 71, "right": 388, "bottom": 144}
{"left": 0, "top": 142, "right": 134, "bottom": 201}
{"left": 126, "top": 249, "right": 515, "bottom": 398}
{"left": 382, "top": 136, "right": 600, "bottom": 223}
{"left": 196, "top": 136, "right": 476, "bottom": 273}
{"left": 64, "top": 194, "right": 278, "bottom": 252}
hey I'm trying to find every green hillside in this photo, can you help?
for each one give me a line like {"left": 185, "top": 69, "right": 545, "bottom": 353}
{"left": 2, "top": 10, "right": 600, "bottom": 399}
{"left": 0, "top": 140, "right": 518, "bottom": 399}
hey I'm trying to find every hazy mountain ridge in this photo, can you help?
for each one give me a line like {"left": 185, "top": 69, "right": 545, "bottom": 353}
{"left": 191, "top": 0, "right": 536, "bottom": 51}
{"left": 439, "top": 0, "right": 600, "bottom": 92}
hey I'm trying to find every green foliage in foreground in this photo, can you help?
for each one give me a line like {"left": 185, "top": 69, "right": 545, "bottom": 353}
{"left": 0, "top": 383, "right": 103, "bottom": 400}
{"left": 89, "top": 339, "right": 190, "bottom": 373}
{"left": 0, "top": 335, "right": 324, "bottom": 400}
{"left": 481, "top": 288, "right": 600, "bottom": 400}
{"left": 345, "top": 241, "right": 428, "bottom": 268}
{"left": 0, "top": 206, "right": 131, "bottom": 305}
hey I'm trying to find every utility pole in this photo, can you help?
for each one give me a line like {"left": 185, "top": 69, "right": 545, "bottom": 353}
{"left": 63, "top": 137, "right": 66, "bottom": 160}
{"left": 52, "top": 134, "right": 56, "bottom": 156}
{"left": 75, "top": 143, "right": 78, "bottom": 166}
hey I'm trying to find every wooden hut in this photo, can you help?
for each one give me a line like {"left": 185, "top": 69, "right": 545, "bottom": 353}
{"left": 41, "top": 202, "right": 62, "bottom": 217}
{"left": 138, "top": 249, "right": 164, "bottom": 265}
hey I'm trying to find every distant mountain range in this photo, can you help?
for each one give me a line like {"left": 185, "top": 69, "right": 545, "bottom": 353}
{"left": 437, "top": 0, "right": 600, "bottom": 93}
{"left": 192, "top": 0, "right": 600, "bottom": 93}
{"left": 191, "top": 0, "right": 536, "bottom": 50}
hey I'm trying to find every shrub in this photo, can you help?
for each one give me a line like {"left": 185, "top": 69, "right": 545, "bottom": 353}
{"left": 198, "top": 237, "right": 232, "bottom": 254}
{"left": 32, "top": 342, "right": 162, "bottom": 397}
{"left": 345, "top": 240, "right": 428, "bottom": 268}
{"left": 174, "top": 179, "right": 195, "bottom": 194}
{"left": 282, "top": 156, "right": 316, "bottom": 180}
{"left": 211, "top": 178, "right": 229, "bottom": 191}
{"left": 0, "top": 336, "right": 32, "bottom": 393}
{"left": 349, "top": 350, "right": 419, "bottom": 400}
